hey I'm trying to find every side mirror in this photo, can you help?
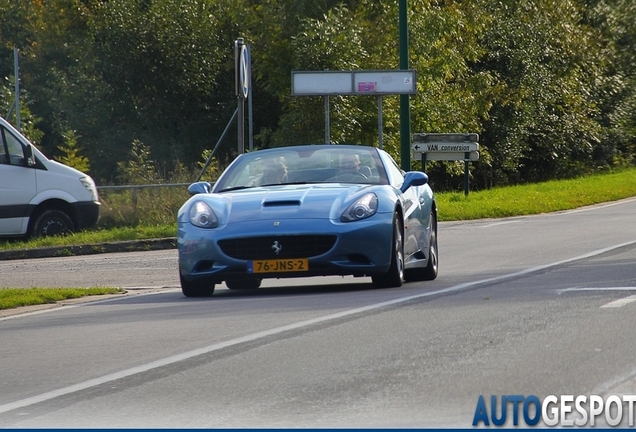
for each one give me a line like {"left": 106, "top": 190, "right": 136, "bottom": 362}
{"left": 24, "top": 144, "right": 36, "bottom": 166}
{"left": 400, "top": 171, "right": 428, "bottom": 193}
{"left": 187, "top": 181, "right": 212, "bottom": 196}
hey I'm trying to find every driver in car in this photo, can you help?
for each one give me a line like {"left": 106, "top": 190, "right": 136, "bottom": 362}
{"left": 339, "top": 153, "right": 362, "bottom": 174}
{"left": 259, "top": 156, "right": 288, "bottom": 185}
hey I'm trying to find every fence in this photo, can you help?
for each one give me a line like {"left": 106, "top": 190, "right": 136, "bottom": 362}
{"left": 97, "top": 183, "right": 191, "bottom": 206}
{"left": 96, "top": 183, "right": 196, "bottom": 227}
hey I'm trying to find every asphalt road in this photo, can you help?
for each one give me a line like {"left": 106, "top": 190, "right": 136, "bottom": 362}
{"left": 0, "top": 198, "right": 635, "bottom": 427}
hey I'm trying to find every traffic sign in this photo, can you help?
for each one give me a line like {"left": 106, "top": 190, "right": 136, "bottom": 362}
{"left": 412, "top": 142, "right": 479, "bottom": 154}
{"left": 412, "top": 132, "right": 480, "bottom": 196}
{"left": 413, "top": 133, "right": 479, "bottom": 143}
{"left": 420, "top": 151, "right": 479, "bottom": 161}
{"left": 291, "top": 70, "right": 417, "bottom": 95}
{"left": 239, "top": 44, "right": 249, "bottom": 99}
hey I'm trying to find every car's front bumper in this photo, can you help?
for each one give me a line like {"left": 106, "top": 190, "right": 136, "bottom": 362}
{"left": 178, "top": 216, "right": 394, "bottom": 284}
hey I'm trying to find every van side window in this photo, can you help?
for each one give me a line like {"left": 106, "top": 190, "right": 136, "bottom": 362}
{"left": 0, "top": 127, "right": 25, "bottom": 166}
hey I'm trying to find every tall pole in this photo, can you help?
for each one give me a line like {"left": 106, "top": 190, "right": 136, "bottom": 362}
{"left": 14, "top": 47, "right": 20, "bottom": 131}
{"left": 398, "top": 0, "right": 410, "bottom": 171}
{"left": 247, "top": 44, "right": 254, "bottom": 151}
{"left": 235, "top": 38, "right": 247, "bottom": 155}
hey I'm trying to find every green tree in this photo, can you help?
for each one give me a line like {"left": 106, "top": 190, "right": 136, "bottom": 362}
{"left": 475, "top": 0, "right": 605, "bottom": 185}
{"left": 582, "top": 0, "right": 636, "bottom": 168}
{"left": 1, "top": 0, "right": 634, "bottom": 190}
{"left": 57, "top": 129, "right": 90, "bottom": 172}
{"left": 90, "top": 0, "right": 231, "bottom": 178}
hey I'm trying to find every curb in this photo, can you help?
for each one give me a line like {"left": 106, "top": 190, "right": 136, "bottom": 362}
{"left": 0, "top": 237, "right": 177, "bottom": 261}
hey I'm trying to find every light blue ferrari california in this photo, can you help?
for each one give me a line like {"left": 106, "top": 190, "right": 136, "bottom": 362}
{"left": 177, "top": 144, "right": 438, "bottom": 296}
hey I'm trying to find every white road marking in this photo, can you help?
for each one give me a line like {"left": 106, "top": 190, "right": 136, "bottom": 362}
{"left": 1, "top": 239, "right": 636, "bottom": 415}
{"left": 601, "top": 294, "right": 636, "bottom": 308}
{"left": 558, "top": 287, "right": 636, "bottom": 293}
{"left": 557, "top": 288, "right": 636, "bottom": 307}
{"left": 479, "top": 220, "right": 520, "bottom": 228}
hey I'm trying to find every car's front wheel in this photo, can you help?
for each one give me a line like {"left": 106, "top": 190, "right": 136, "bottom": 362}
{"left": 372, "top": 214, "right": 404, "bottom": 288}
{"left": 180, "top": 269, "right": 215, "bottom": 297}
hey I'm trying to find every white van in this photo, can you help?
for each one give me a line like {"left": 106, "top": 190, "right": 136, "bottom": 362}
{"left": 0, "top": 117, "right": 100, "bottom": 238}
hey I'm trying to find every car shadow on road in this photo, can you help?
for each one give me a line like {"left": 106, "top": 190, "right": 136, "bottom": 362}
{"left": 211, "top": 281, "right": 378, "bottom": 299}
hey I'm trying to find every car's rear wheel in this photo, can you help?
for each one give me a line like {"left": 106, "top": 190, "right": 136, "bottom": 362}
{"left": 422, "top": 212, "right": 438, "bottom": 280}
{"left": 372, "top": 214, "right": 404, "bottom": 288}
{"left": 225, "top": 278, "right": 262, "bottom": 290}
{"left": 179, "top": 269, "right": 215, "bottom": 297}
{"left": 406, "top": 212, "right": 438, "bottom": 282}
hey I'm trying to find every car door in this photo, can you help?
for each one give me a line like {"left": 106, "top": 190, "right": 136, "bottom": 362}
{"left": 0, "top": 125, "right": 37, "bottom": 235}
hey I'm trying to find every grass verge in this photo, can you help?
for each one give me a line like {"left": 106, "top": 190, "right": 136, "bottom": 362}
{"left": 435, "top": 168, "right": 636, "bottom": 221}
{"left": 0, "top": 287, "right": 125, "bottom": 311}
{"left": 0, "top": 225, "right": 176, "bottom": 252}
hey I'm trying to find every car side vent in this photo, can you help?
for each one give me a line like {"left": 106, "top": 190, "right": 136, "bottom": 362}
{"left": 262, "top": 200, "right": 301, "bottom": 207}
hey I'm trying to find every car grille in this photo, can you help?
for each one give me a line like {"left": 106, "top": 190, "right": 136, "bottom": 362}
{"left": 218, "top": 235, "right": 337, "bottom": 260}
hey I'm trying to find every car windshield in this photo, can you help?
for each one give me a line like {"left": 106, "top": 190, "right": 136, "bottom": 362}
{"left": 214, "top": 146, "right": 388, "bottom": 192}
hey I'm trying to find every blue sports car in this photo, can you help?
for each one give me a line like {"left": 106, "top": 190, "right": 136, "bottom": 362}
{"left": 177, "top": 144, "right": 438, "bottom": 296}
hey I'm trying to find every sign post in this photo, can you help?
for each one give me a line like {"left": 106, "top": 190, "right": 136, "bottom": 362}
{"left": 235, "top": 38, "right": 250, "bottom": 154}
{"left": 292, "top": 70, "right": 416, "bottom": 148}
{"left": 412, "top": 133, "right": 480, "bottom": 195}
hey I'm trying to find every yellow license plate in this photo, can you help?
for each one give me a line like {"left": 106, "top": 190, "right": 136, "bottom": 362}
{"left": 248, "top": 258, "right": 309, "bottom": 273}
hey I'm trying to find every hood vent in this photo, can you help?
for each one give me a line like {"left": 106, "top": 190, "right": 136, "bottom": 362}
{"left": 263, "top": 200, "right": 301, "bottom": 207}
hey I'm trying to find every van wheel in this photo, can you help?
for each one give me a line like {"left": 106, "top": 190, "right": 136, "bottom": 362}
{"left": 32, "top": 210, "right": 74, "bottom": 237}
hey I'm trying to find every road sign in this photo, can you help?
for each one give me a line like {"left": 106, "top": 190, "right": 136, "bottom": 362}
{"left": 413, "top": 133, "right": 479, "bottom": 143}
{"left": 239, "top": 44, "right": 249, "bottom": 99}
{"left": 412, "top": 142, "right": 479, "bottom": 154}
{"left": 412, "top": 132, "right": 480, "bottom": 196}
{"left": 420, "top": 151, "right": 479, "bottom": 161}
{"left": 291, "top": 70, "right": 417, "bottom": 95}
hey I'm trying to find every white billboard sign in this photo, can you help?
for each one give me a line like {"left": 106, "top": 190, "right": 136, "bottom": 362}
{"left": 292, "top": 70, "right": 417, "bottom": 95}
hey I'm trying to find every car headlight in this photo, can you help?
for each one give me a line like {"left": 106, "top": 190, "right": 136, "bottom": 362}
{"left": 80, "top": 177, "right": 99, "bottom": 201}
{"left": 341, "top": 193, "right": 378, "bottom": 222}
{"left": 189, "top": 200, "right": 218, "bottom": 228}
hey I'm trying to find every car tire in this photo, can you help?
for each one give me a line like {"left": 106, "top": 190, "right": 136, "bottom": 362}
{"left": 422, "top": 212, "right": 438, "bottom": 280}
{"left": 180, "top": 270, "right": 215, "bottom": 297}
{"left": 372, "top": 214, "right": 404, "bottom": 288}
{"left": 225, "top": 278, "right": 262, "bottom": 290}
{"left": 31, "top": 209, "right": 74, "bottom": 237}
{"left": 405, "top": 212, "right": 438, "bottom": 282}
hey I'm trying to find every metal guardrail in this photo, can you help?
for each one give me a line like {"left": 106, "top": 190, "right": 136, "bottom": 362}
{"left": 96, "top": 183, "right": 191, "bottom": 191}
